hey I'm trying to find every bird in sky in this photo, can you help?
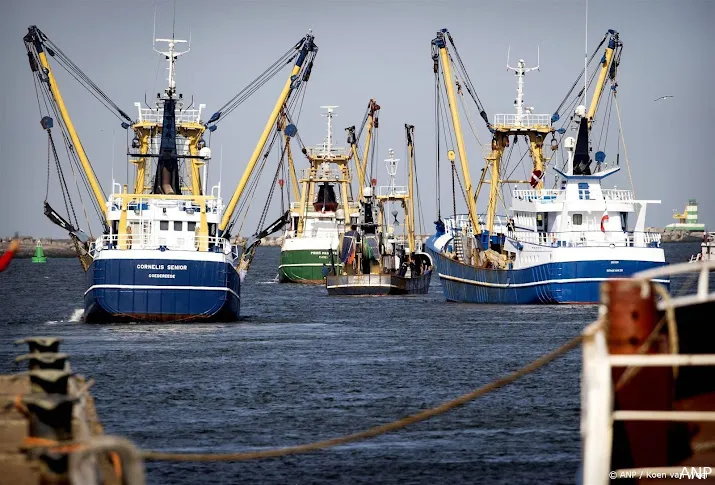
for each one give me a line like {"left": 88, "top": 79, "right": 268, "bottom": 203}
{"left": 653, "top": 95, "right": 674, "bottom": 101}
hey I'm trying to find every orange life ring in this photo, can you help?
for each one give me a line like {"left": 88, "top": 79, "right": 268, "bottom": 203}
{"left": 600, "top": 213, "right": 609, "bottom": 233}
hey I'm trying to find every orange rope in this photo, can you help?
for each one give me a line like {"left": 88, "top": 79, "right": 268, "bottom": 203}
{"left": 13, "top": 395, "right": 29, "bottom": 416}
{"left": 22, "top": 436, "right": 83, "bottom": 454}
{"left": 109, "top": 451, "right": 123, "bottom": 480}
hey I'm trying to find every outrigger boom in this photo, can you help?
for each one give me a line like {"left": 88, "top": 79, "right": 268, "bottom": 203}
{"left": 219, "top": 32, "right": 318, "bottom": 237}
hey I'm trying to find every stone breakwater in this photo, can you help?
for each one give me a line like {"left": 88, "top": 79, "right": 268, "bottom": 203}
{"left": 650, "top": 229, "right": 705, "bottom": 243}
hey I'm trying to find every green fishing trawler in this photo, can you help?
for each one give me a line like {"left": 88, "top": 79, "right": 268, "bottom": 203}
{"left": 279, "top": 102, "right": 379, "bottom": 283}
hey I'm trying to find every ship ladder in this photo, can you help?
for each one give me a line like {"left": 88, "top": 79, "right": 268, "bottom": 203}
{"left": 549, "top": 263, "right": 564, "bottom": 302}
{"left": 452, "top": 236, "right": 465, "bottom": 262}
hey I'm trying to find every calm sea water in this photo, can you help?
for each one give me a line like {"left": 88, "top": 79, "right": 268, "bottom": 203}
{"left": 0, "top": 243, "right": 702, "bottom": 484}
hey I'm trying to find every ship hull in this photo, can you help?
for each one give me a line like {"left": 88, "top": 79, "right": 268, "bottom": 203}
{"left": 279, "top": 242, "right": 341, "bottom": 284}
{"left": 427, "top": 236, "right": 668, "bottom": 304}
{"left": 325, "top": 270, "right": 432, "bottom": 296}
{"left": 83, "top": 252, "right": 240, "bottom": 323}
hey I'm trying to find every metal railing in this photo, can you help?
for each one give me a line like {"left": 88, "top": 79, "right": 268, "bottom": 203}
{"left": 91, "top": 234, "right": 233, "bottom": 254}
{"left": 602, "top": 189, "right": 634, "bottom": 201}
{"left": 300, "top": 167, "right": 348, "bottom": 182}
{"left": 135, "top": 102, "right": 205, "bottom": 124}
{"left": 443, "top": 214, "right": 509, "bottom": 238}
{"left": 512, "top": 230, "right": 661, "bottom": 248}
{"left": 580, "top": 260, "right": 715, "bottom": 484}
{"left": 492, "top": 113, "right": 551, "bottom": 129}
{"left": 513, "top": 189, "right": 564, "bottom": 202}
{"left": 107, "top": 195, "right": 225, "bottom": 215}
{"left": 376, "top": 185, "right": 408, "bottom": 197}
{"left": 305, "top": 145, "right": 347, "bottom": 158}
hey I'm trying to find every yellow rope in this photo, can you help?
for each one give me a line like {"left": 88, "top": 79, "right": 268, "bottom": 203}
{"left": 141, "top": 334, "right": 582, "bottom": 462}
{"left": 613, "top": 94, "right": 636, "bottom": 198}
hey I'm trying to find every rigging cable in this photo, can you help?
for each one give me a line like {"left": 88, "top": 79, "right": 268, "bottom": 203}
{"left": 612, "top": 91, "right": 635, "bottom": 197}
{"left": 437, "top": 78, "right": 468, "bottom": 213}
{"left": 552, "top": 33, "right": 608, "bottom": 117}
{"left": 445, "top": 32, "right": 490, "bottom": 129}
{"left": 434, "top": 68, "right": 441, "bottom": 220}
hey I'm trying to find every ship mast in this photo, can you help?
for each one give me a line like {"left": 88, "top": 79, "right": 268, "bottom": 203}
{"left": 320, "top": 105, "right": 338, "bottom": 158}
{"left": 405, "top": 124, "right": 416, "bottom": 253}
{"left": 586, "top": 30, "right": 620, "bottom": 128}
{"left": 488, "top": 50, "right": 551, "bottom": 234}
{"left": 346, "top": 99, "right": 380, "bottom": 198}
{"left": 384, "top": 149, "right": 399, "bottom": 196}
{"left": 431, "top": 30, "right": 481, "bottom": 235}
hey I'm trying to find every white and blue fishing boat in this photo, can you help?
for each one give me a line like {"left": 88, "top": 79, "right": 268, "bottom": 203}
{"left": 426, "top": 29, "right": 667, "bottom": 304}
{"left": 24, "top": 25, "right": 318, "bottom": 321}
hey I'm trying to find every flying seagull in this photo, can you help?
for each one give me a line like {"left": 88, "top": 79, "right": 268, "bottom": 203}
{"left": 653, "top": 95, "right": 674, "bottom": 101}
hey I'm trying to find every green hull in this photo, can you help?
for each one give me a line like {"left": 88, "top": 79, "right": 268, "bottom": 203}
{"left": 279, "top": 248, "right": 341, "bottom": 283}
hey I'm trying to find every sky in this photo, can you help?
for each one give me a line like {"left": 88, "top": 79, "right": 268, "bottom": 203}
{"left": 1, "top": 0, "right": 713, "bottom": 238}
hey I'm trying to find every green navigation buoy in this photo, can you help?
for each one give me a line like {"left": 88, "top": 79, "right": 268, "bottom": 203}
{"left": 32, "top": 240, "right": 47, "bottom": 263}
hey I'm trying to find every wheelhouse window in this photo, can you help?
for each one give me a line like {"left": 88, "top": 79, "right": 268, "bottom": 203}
{"left": 160, "top": 221, "right": 169, "bottom": 230}
{"left": 187, "top": 222, "right": 197, "bottom": 232}
{"left": 174, "top": 221, "right": 183, "bottom": 231}
{"left": 572, "top": 214, "right": 583, "bottom": 225}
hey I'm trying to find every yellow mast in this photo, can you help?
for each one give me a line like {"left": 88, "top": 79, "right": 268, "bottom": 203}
{"left": 587, "top": 31, "right": 619, "bottom": 127}
{"left": 219, "top": 33, "right": 317, "bottom": 235}
{"left": 484, "top": 138, "right": 505, "bottom": 234}
{"left": 29, "top": 32, "right": 107, "bottom": 222}
{"left": 285, "top": 134, "right": 300, "bottom": 202}
{"left": 347, "top": 126, "right": 365, "bottom": 191}
{"left": 405, "top": 124, "right": 416, "bottom": 253}
{"left": 346, "top": 99, "right": 380, "bottom": 196}
{"left": 360, "top": 100, "right": 380, "bottom": 189}
{"left": 433, "top": 31, "right": 481, "bottom": 234}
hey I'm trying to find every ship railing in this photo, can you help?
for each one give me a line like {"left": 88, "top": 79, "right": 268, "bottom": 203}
{"left": 91, "top": 234, "right": 233, "bottom": 255}
{"left": 513, "top": 189, "right": 564, "bottom": 202}
{"left": 299, "top": 167, "right": 348, "bottom": 181}
{"left": 376, "top": 186, "right": 408, "bottom": 197}
{"left": 305, "top": 146, "right": 347, "bottom": 158}
{"left": 107, "top": 195, "right": 224, "bottom": 215}
{"left": 511, "top": 230, "right": 662, "bottom": 248}
{"left": 135, "top": 103, "right": 205, "bottom": 124}
{"left": 444, "top": 214, "right": 473, "bottom": 237}
{"left": 492, "top": 113, "right": 552, "bottom": 129}
{"left": 602, "top": 189, "right": 635, "bottom": 201}
{"left": 581, "top": 260, "right": 715, "bottom": 483}
{"left": 443, "top": 214, "right": 510, "bottom": 237}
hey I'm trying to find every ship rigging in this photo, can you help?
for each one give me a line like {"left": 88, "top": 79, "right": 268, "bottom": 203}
{"left": 24, "top": 24, "right": 318, "bottom": 321}
{"left": 427, "top": 28, "right": 666, "bottom": 304}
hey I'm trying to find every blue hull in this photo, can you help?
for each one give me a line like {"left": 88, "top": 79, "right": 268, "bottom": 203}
{"left": 426, "top": 237, "right": 668, "bottom": 304}
{"left": 84, "top": 257, "right": 240, "bottom": 322}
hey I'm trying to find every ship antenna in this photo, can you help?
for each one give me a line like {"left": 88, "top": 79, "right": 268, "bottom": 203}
{"left": 506, "top": 49, "right": 540, "bottom": 127}
{"left": 153, "top": 2, "right": 189, "bottom": 99}
{"left": 320, "top": 105, "right": 339, "bottom": 157}
{"left": 219, "top": 144, "right": 223, "bottom": 200}
{"left": 385, "top": 148, "right": 399, "bottom": 196}
{"left": 584, "top": 0, "right": 588, "bottom": 106}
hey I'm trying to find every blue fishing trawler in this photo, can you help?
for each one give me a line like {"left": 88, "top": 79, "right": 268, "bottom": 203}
{"left": 24, "top": 25, "right": 317, "bottom": 321}
{"left": 427, "top": 29, "right": 667, "bottom": 304}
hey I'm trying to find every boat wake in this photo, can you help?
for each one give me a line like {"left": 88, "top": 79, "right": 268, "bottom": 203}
{"left": 44, "top": 308, "right": 84, "bottom": 325}
{"left": 68, "top": 308, "right": 84, "bottom": 322}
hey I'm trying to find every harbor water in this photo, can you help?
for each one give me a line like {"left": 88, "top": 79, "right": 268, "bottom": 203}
{"left": 0, "top": 243, "right": 702, "bottom": 484}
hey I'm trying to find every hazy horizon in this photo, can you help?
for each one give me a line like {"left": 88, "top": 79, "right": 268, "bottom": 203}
{"left": 1, "top": 0, "right": 713, "bottom": 238}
